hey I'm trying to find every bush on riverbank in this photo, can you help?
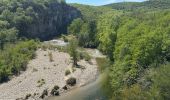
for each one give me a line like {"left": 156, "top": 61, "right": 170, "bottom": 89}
{"left": 48, "top": 52, "right": 54, "bottom": 62}
{"left": 0, "top": 40, "right": 38, "bottom": 83}
{"left": 79, "top": 51, "right": 91, "bottom": 62}
{"left": 65, "top": 69, "right": 71, "bottom": 76}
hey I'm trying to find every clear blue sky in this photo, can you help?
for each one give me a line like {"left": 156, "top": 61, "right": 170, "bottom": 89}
{"left": 66, "top": 0, "right": 146, "bottom": 6}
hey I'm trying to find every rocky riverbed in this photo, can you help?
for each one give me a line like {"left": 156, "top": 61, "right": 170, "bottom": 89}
{"left": 0, "top": 40, "right": 100, "bottom": 100}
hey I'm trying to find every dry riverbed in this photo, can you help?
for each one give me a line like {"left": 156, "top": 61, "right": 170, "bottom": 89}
{"left": 0, "top": 48, "right": 98, "bottom": 100}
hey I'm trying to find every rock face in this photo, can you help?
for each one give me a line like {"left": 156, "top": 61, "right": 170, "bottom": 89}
{"left": 12, "top": 0, "right": 81, "bottom": 40}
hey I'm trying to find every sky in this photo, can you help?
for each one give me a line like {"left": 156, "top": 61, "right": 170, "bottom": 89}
{"left": 66, "top": 0, "right": 146, "bottom": 6}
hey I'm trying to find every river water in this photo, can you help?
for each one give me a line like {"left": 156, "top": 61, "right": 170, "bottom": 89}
{"left": 47, "top": 70, "right": 110, "bottom": 100}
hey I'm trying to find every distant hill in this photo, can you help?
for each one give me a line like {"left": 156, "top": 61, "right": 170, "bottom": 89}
{"left": 104, "top": 0, "right": 170, "bottom": 11}
{"left": 70, "top": 3, "right": 115, "bottom": 21}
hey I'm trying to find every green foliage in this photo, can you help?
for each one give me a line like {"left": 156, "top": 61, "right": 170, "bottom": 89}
{"left": 148, "top": 64, "right": 170, "bottom": 99}
{"left": 97, "top": 12, "right": 121, "bottom": 60}
{"left": 111, "top": 63, "right": 170, "bottom": 100}
{"left": 79, "top": 51, "right": 91, "bottom": 61}
{"left": 68, "top": 18, "right": 84, "bottom": 35}
{"left": 68, "top": 38, "right": 78, "bottom": 66}
{"left": 0, "top": 20, "right": 18, "bottom": 49}
{"left": 109, "top": 10, "right": 170, "bottom": 99}
{"left": 68, "top": 4, "right": 119, "bottom": 48}
{"left": 96, "top": 58, "right": 110, "bottom": 72}
{"left": 70, "top": 4, "right": 114, "bottom": 21}
{"left": 105, "top": 0, "right": 170, "bottom": 11}
{"left": 71, "top": 2, "right": 170, "bottom": 99}
{"left": 0, "top": 40, "right": 37, "bottom": 83}
{"left": 68, "top": 18, "right": 98, "bottom": 48}
{"left": 83, "top": 52, "right": 91, "bottom": 61}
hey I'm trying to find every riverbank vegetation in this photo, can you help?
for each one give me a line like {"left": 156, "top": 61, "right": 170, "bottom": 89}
{"left": 0, "top": 40, "right": 38, "bottom": 83}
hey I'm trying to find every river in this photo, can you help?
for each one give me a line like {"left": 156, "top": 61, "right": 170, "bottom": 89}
{"left": 47, "top": 70, "right": 110, "bottom": 100}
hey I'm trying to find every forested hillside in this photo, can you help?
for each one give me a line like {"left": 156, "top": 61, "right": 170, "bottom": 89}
{"left": 68, "top": 4, "right": 121, "bottom": 48}
{"left": 110, "top": 10, "right": 170, "bottom": 99}
{"left": 68, "top": 1, "right": 170, "bottom": 99}
{"left": 105, "top": 0, "right": 170, "bottom": 11}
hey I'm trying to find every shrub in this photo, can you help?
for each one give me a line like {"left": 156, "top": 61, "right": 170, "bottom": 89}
{"left": 37, "top": 79, "right": 45, "bottom": 87}
{"left": 56, "top": 46, "right": 68, "bottom": 53}
{"left": 83, "top": 52, "right": 91, "bottom": 61}
{"left": 62, "top": 35, "right": 69, "bottom": 42}
{"left": 149, "top": 64, "right": 170, "bottom": 99}
{"left": 48, "top": 52, "right": 53, "bottom": 62}
{"left": 0, "top": 40, "right": 37, "bottom": 83}
{"left": 68, "top": 39, "right": 78, "bottom": 66}
{"left": 65, "top": 69, "right": 71, "bottom": 76}
{"left": 41, "top": 44, "right": 48, "bottom": 51}
{"left": 72, "top": 67, "right": 76, "bottom": 72}
{"left": 78, "top": 51, "right": 91, "bottom": 61}
{"left": 0, "top": 68, "right": 9, "bottom": 83}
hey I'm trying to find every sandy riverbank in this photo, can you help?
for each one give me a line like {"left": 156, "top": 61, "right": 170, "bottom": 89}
{"left": 0, "top": 49, "right": 98, "bottom": 100}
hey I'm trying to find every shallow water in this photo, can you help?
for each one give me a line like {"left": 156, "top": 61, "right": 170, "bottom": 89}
{"left": 44, "top": 39, "right": 68, "bottom": 46}
{"left": 47, "top": 71, "right": 110, "bottom": 100}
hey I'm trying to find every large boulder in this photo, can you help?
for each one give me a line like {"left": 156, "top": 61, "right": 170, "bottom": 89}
{"left": 66, "top": 77, "right": 76, "bottom": 86}
{"left": 50, "top": 85, "right": 60, "bottom": 96}
{"left": 62, "top": 85, "right": 68, "bottom": 90}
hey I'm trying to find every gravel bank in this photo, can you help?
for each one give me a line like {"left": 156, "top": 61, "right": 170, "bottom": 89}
{"left": 0, "top": 49, "right": 98, "bottom": 100}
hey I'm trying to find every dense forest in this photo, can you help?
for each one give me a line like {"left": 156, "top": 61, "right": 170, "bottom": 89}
{"left": 0, "top": 0, "right": 170, "bottom": 99}
{"left": 68, "top": 0, "right": 170, "bottom": 99}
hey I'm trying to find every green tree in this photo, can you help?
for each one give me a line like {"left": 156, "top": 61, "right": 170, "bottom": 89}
{"left": 0, "top": 20, "right": 18, "bottom": 50}
{"left": 68, "top": 39, "right": 78, "bottom": 66}
{"left": 97, "top": 12, "right": 120, "bottom": 60}
{"left": 68, "top": 18, "right": 84, "bottom": 35}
